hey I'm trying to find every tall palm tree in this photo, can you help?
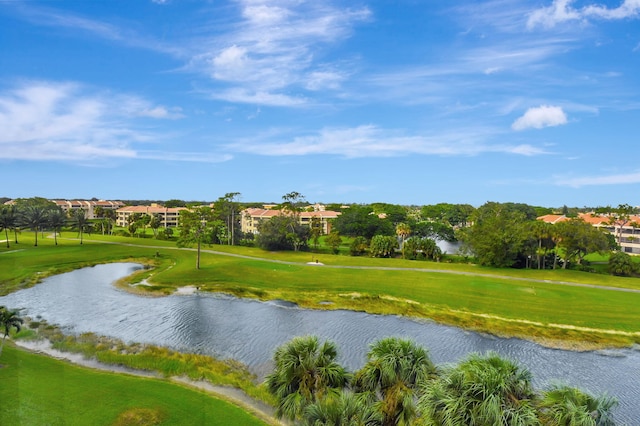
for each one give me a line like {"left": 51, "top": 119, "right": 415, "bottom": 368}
{"left": 0, "top": 206, "right": 17, "bottom": 248}
{"left": 354, "top": 337, "right": 436, "bottom": 426}
{"left": 395, "top": 223, "right": 411, "bottom": 249}
{"left": 71, "top": 209, "right": 88, "bottom": 244}
{"left": 539, "top": 384, "right": 617, "bottom": 426}
{"left": 19, "top": 205, "right": 49, "bottom": 246}
{"left": 0, "top": 306, "right": 23, "bottom": 357}
{"left": 303, "top": 391, "right": 382, "bottom": 426}
{"left": 265, "top": 335, "right": 349, "bottom": 422}
{"left": 47, "top": 208, "right": 68, "bottom": 246}
{"left": 419, "top": 351, "right": 539, "bottom": 426}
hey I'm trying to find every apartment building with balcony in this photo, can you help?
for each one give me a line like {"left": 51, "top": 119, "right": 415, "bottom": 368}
{"left": 51, "top": 200, "right": 125, "bottom": 219}
{"left": 241, "top": 207, "right": 340, "bottom": 235}
{"left": 116, "top": 204, "right": 187, "bottom": 228}
{"left": 537, "top": 213, "right": 640, "bottom": 254}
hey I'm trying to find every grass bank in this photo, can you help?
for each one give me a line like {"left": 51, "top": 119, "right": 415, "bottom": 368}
{"left": 2, "top": 232, "right": 640, "bottom": 348}
{"left": 0, "top": 343, "right": 271, "bottom": 425}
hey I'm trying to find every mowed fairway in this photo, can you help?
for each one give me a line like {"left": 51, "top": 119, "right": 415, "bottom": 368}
{"left": 2, "top": 232, "right": 640, "bottom": 346}
{"left": 0, "top": 345, "right": 269, "bottom": 426}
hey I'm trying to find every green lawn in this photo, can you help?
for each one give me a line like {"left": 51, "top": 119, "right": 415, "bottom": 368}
{"left": 0, "top": 344, "right": 270, "bottom": 426}
{"left": 2, "top": 232, "right": 640, "bottom": 347}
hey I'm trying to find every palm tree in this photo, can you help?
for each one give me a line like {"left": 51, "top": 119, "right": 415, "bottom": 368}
{"left": 0, "top": 306, "right": 24, "bottom": 357}
{"left": 47, "top": 208, "right": 68, "bottom": 246}
{"left": 354, "top": 337, "right": 436, "bottom": 426}
{"left": 19, "top": 205, "right": 49, "bottom": 246}
{"left": 303, "top": 391, "right": 382, "bottom": 426}
{"left": 539, "top": 384, "right": 617, "bottom": 426}
{"left": 71, "top": 209, "right": 88, "bottom": 244}
{"left": 419, "top": 351, "right": 539, "bottom": 426}
{"left": 395, "top": 223, "right": 411, "bottom": 249}
{"left": 265, "top": 335, "right": 349, "bottom": 421}
{"left": 0, "top": 206, "right": 17, "bottom": 248}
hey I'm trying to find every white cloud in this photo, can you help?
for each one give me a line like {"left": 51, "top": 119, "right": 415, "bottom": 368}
{"left": 211, "top": 88, "right": 306, "bottom": 107}
{"left": 512, "top": 105, "right": 568, "bottom": 131}
{"left": 227, "top": 125, "right": 549, "bottom": 158}
{"left": 0, "top": 81, "right": 197, "bottom": 163}
{"left": 192, "top": 1, "right": 371, "bottom": 105}
{"left": 528, "top": 0, "right": 640, "bottom": 29}
{"left": 556, "top": 171, "right": 640, "bottom": 187}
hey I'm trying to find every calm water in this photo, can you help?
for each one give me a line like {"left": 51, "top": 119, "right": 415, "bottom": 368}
{"left": 1, "top": 263, "right": 638, "bottom": 424}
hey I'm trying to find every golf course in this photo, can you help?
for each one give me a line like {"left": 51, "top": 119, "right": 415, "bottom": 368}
{"left": 2, "top": 231, "right": 640, "bottom": 424}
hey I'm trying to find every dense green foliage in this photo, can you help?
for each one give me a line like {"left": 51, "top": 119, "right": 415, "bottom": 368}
{"left": 333, "top": 205, "right": 394, "bottom": 239}
{"left": 265, "top": 336, "right": 348, "bottom": 421}
{"left": 267, "top": 337, "right": 618, "bottom": 426}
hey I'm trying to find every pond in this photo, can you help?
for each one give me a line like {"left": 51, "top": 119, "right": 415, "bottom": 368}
{"left": 0, "top": 263, "right": 637, "bottom": 424}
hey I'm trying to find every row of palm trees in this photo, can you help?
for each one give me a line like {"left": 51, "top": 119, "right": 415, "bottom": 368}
{"left": 266, "top": 336, "right": 617, "bottom": 425}
{"left": 0, "top": 204, "right": 89, "bottom": 247}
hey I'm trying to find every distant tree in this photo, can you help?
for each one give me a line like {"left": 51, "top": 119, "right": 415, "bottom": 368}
{"left": 395, "top": 222, "right": 411, "bottom": 249}
{"left": 354, "top": 338, "right": 436, "bottom": 426}
{"left": 309, "top": 216, "right": 324, "bottom": 249}
{"left": 555, "top": 219, "right": 610, "bottom": 268}
{"left": 265, "top": 336, "right": 348, "bottom": 422}
{"left": 349, "top": 236, "right": 368, "bottom": 256}
{"left": 608, "top": 251, "right": 637, "bottom": 277}
{"left": 256, "top": 215, "right": 310, "bottom": 251}
{"left": 370, "top": 203, "right": 408, "bottom": 224}
{"left": 539, "top": 384, "right": 617, "bottom": 426}
{"left": 459, "top": 202, "right": 529, "bottom": 268}
{"left": 0, "top": 306, "right": 23, "bottom": 358}
{"left": 333, "top": 205, "right": 394, "bottom": 239}
{"left": 148, "top": 214, "right": 162, "bottom": 238}
{"left": 47, "top": 208, "right": 68, "bottom": 246}
{"left": 597, "top": 204, "right": 636, "bottom": 246}
{"left": 527, "top": 220, "right": 554, "bottom": 269}
{"left": 420, "top": 203, "right": 475, "bottom": 227}
{"left": 402, "top": 236, "right": 442, "bottom": 261}
{"left": 325, "top": 230, "right": 343, "bottom": 254}
{"left": 164, "top": 199, "right": 187, "bottom": 208}
{"left": 70, "top": 209, "right": 89, "bottom": 245}
{"left": 255, "top": 192, "right": 311, "bottom": 252}
{"left": 369, "top": 235, "right": 397, "bottom": 258}
{"left": 177, "top": 207, "right": 216, "bottom": 269}
{"left": 213, "top": 192, "right": 241, "bottom": 245}
{"left": 412, "top": 221, "right": 456, "bottom": 242}
{"left": 19, "top": 205, "right": 50, "bottom": 246}
{"left": 0, "top": 205, "right": 17, "bottom": 248}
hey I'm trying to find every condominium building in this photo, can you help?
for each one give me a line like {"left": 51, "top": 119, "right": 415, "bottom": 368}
{"left": 537, "top": 213, "right": 640, "bottom": 255}
{"left": 51, "top": 200, "right": 125, "bottom": 219}
{"left": 241, "top": 207, "right": 341, "bottom": 235}
{"left": 116, "top": 204, "right": 187, "bottom": 228}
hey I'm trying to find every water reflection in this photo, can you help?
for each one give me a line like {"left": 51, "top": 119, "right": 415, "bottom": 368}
{"left": 0, "top": 263, "right": 637, "bottom": 424}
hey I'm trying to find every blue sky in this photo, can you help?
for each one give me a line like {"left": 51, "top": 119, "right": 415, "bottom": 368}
{"left": 1, "top": 0, "right": 640, "bottom": 207}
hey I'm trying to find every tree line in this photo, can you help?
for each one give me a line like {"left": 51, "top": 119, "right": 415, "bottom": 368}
{"left": 0, "top": 197, "right": 94, "bottom": 246}
{"left": 266, "top": 335, "right": 617, "bottom": 426}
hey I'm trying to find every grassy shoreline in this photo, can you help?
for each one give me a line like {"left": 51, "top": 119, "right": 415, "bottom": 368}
{"left": 0, "top": 343, "right": 273, "bottom": 425}
{"left": 2, "top": 232, "right": 640, "bottom": 349}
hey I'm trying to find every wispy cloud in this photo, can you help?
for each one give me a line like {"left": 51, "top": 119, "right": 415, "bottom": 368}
{"left": 5, "top": 2, "right": 182, "bottom": 56}
{"left": 191, "top": 0, "right": 371, "bottom": 106}
{"left": 227, "top": 124, "right": 549, "bottom": 158}
{"left": 512, "top": 105, "right": 568, "bottom": 130}
{"left": 556, "top": 170, "right": 640, "bottom": 187}
{"left": 0, "top": 81, "right": 221, "bottom": 163}
{"left": 528, "top": 0, "right": 640, "bottom": 29}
